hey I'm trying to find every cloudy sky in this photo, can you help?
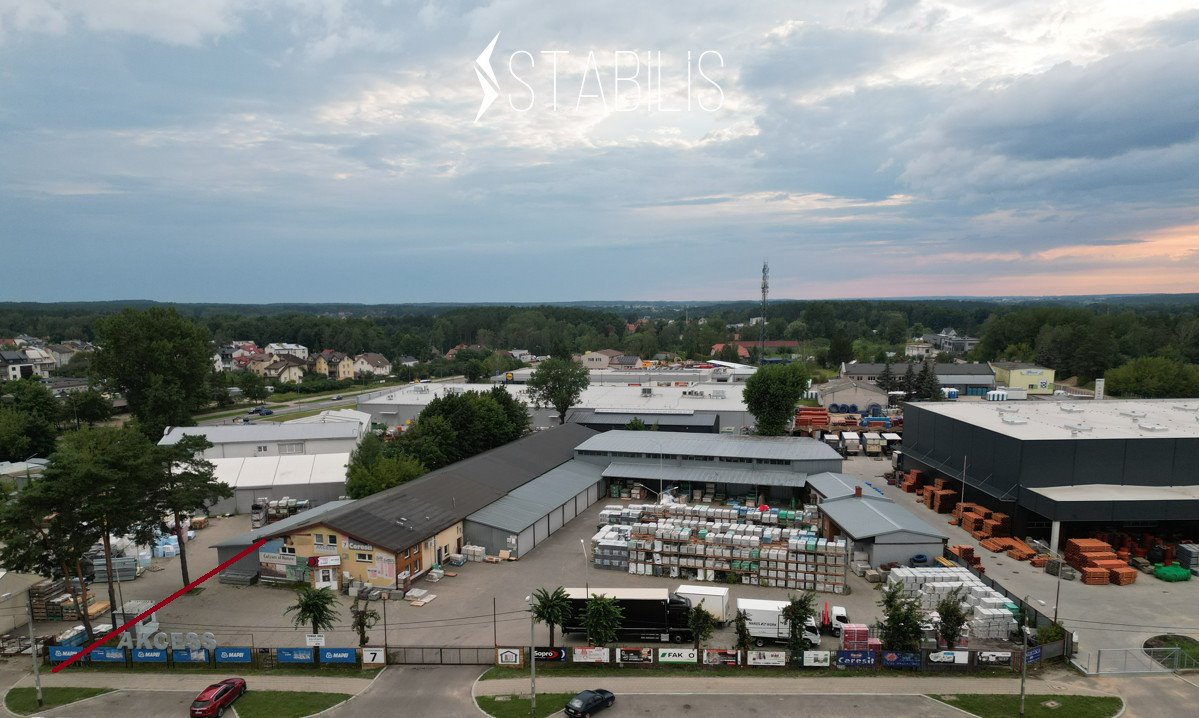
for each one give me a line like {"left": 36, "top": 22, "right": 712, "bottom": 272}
{"left": 2, "top": 1, "right": 1198, "bottom": 303}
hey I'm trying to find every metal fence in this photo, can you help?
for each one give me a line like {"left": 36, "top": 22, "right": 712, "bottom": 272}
{"left": 387, "top": 646, "right": 495, "bottom": 665}
{"left": 1073, "top": 647, "right": 1199, "bottom": 675}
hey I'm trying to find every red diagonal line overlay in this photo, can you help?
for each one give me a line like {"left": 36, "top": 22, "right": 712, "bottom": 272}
{"left": 52, "top": 537, "right": 268, "bottom": 672}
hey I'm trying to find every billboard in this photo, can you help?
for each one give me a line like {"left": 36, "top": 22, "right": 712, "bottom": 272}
{"left": 618, "top": 648, "right": 654, "bottom": 664}
{"left": 658, "top": 648, "right": 698, "bottom": 664}
{"left": 534, "top": 647, "right": 568, "bottom": 662}
{"left": 704, "top": 649, "right": 740, "bottom": 666}
{"left": 319, "top": 648, "right": 358, "bottom": 664}
{"left": 171, "top": 649, "right": 209, "bottom": 663}
{"left": 572, "top": 647, "right": 610, "bottom": 664}
{"left": 881, "top": 651, "right": 920, "bottom": 669}
{"left": 277, "top": 648, "right": 315, "bottom": 664}
{"left": 131, "top": 648, "right": 168, "bottom": 663}
{"left": 928, "top": 650, "right": 968, "bottom": 665}
{"left": 802, "top": 650, "right": 831, "bottom": 667}
{"left": 496, "top": 647, "right": 522, "bottom": 666}
{"left": 978, "top": 651, "right": 1013, "bottom": 666}
{"left": 215, "top": 647, "right": 252, "bottom": 663}
{"left": 48, "top": 646, "right": 81, "bottom": 662}
{"left": 747, "top": 650, "right": 787, "bottom": 666}
{"left": 91, "top": 647, "right": 126, "bottom": 663}
{"left": 836, "top": 650, "right": 877, "bottom": 667}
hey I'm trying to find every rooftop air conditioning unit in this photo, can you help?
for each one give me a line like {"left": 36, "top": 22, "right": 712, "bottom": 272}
{"left": 641, "top": 387, "right": 653, "bottom": 397}
{"left": 712, "top": 390, "right": 726, "bottom": 399}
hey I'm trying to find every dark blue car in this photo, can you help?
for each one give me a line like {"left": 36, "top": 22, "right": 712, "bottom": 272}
{"left": 565, "top": 689, "right": 615, "bottom": 717}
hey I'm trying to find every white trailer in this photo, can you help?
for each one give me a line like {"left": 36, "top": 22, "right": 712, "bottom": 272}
{"left": 841, "top": 432, "right": 861, "bottom": 456}
{"left": 736, "top": 598, "right": 820, "bottom": 648}
{"left": 675, "top": 585, "right": 731, "bottom": 625}
{"left": 863, "top": 432, "right": 883, "bottom": 456}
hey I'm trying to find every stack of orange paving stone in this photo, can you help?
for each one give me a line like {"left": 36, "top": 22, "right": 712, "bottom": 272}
{"left": 900, "top": 469, "right": 926, "bottom": 494}
{"left": 978, "top": 536, "right": 1037, "bottom": 560}
{"left": 1065, "top": 538, "right": 1137, "bottom": 585}
{"left": 953, "top": 503, "right": 1013, "bottom": 541}
{"left": 948, "top": 544, "right": 982, "bottom": 568}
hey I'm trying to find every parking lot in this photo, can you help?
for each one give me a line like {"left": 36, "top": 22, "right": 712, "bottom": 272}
{"left": 837, "top": 455, "right": 1199, "bottom": 655}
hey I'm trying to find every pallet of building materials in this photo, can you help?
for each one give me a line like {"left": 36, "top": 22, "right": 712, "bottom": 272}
{"left": 1080, "top": 567, "right": 1110, "bottom": 585}
{"left": 1153, "top": 562, "right": 1192, "bottom": 582}
{"left": 444, "top": 553, "right": 467, "bottom": 567}
{"left": 1109, "top": 567, "right": 1137, "bottom": 585}
{"left": 461, "top": 544, "right": 487, "bottom": 562}
{"left": 1174, "top": 544, "right": 1199, "bottom": 570}
{"left": 483, "top": 555, "right": 503, "bottom": 564}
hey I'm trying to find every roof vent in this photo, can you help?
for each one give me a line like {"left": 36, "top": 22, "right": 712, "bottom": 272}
{"left": 1137, "top": 422, "right": 1167, "bottom": 432}
{"left": 1063, "top": 423, "right": 1091, "bottom": 432}
{"left": 1120, "top": 410, "right": 1146, "bottom": 419}
{"left": 1173, "top": 404, "right": 1199, "bottom": 412}
{"left": 1001, "top": 415, "right": 1028, "bottom": 425}
{"left": 1058, "top": 404, "right": 1084, "bottom": 413}
{"left": 996, "top": 405, "right": 1020, "bottom": 413}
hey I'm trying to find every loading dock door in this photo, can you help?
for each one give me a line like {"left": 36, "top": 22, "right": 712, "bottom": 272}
{"left": 549, "top": 506, "right": 563, "bottom": 533}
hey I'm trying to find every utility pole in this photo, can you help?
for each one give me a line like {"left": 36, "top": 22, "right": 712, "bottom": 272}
{"left": 27, "top": 600, "right": 43, "bottom": 708}
{"left": 527, "top": 597, "right": 537, "bottom": 718}
{"left": 1019, "top": 594, "right": 1029, "bottom": 718}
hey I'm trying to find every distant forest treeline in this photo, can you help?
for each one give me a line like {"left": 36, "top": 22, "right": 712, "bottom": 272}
{"left": 6, "top": 296, "right": 1199, "bottom": 387}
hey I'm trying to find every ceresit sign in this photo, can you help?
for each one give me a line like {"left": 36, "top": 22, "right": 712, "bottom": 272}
{"left": 116, "top": 631, "right": 217, "bottom": 651}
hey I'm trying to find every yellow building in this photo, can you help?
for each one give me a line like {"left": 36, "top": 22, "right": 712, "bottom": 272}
{"left": 262, "top": 522, "right": 413, "bottom": 591}
{"left": 990, "top": 362, "right": 1056, "bottom": 395}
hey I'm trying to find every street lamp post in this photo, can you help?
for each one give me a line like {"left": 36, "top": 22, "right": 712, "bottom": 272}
{"left": 1019, "top": 594, "right": 1030, "bottom": 718}
{"left": 525, "top": 595, "right": 536, "bottom": 718}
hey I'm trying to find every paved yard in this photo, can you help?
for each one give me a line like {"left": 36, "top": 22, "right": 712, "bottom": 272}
{"left": 837, "top": 455, "right": 1199, "bottom": 656}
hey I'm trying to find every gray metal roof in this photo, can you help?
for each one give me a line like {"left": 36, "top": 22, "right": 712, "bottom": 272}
{"left": 568, "top": 411, "right": 718, "bottom": 427}
{"left": 575, "top": 430, "right": 842, "bottom": 462}
{"left": 466, "top": 460, "right": 605, "bottom": 533}
{"left": 212, "top": 500, "right": 356, "bottom": 548}
{"left": 160, "top": 423, "right": 359, "bottom": 445}
{"left": 600, "top": 463, "right": 808, "bottom": 488}
{"left": 818, "top": 495, "right": 948, "bottom": 541}
{"left": 281, "top": 424, "right": 598, "bottom": 552}
{"left": 845, "top": 362, "right": 995, "bottom": 376}
{"left": 806, "top": 472, "right": 886, "bottom": 500}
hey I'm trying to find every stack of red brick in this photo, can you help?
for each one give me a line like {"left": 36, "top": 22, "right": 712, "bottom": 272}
{"left": 954, "top": 503, "right": 1012, "bottom": 540}
{"left": 1065, "top": 538, "right": 1137, "bottom": 586}
{"left": 949, "top": 544, "right": 982, "bottom": 568}
{"left": 900, "top": 469, "right": 926, "bottom": 494}
{"left": 923, "top": 478, "right": 959, "bottom": 514}
{"left": 978, "top": 536, "right": 1036, "bottom": 560}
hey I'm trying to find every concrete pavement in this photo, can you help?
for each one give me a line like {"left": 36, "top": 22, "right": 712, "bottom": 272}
{"left": 8, "top": 670, "right": 375, "bottom": 695}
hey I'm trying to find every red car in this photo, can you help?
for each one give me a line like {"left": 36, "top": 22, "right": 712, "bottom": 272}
{"left": 190, "top": 678, "right": 246, "bottom": 717}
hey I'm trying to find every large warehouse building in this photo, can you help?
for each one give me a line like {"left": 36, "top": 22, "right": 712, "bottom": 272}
{"left": 357, "top": 382, "right": 754, "bottom": 433}
{"left": 902, "top": 399, "right": 1199, "bottom": 550}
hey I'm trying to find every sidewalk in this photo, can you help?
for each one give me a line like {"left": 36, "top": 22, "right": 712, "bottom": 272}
{"left": 475, "top": 672, "right": 1112, "bottom": 697}
{"left": 8, "top": 670, "right": 376, "bottom": 695}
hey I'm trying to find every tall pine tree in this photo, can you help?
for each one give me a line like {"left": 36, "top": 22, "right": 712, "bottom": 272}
{"left": 902, "top": 363, "right": 917, "bottom": 397}
{"left": 877, "top": 360, "right": 896, "bottom": 392}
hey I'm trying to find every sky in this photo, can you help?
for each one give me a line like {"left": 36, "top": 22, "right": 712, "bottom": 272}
{"left": 2, "top": 0, "right": 1199, "bottom": 303}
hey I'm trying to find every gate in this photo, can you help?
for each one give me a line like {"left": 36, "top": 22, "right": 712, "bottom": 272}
{"left": 1072, "top": 648, "right": 1199, "bottom": 675}
{"left": 387, "top": 646, "right": 494, "bottom": 665}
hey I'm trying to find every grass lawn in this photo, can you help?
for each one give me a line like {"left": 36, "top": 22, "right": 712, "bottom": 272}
{"left": 476, "top": 692, "right": 577, "bottom": 718}
{"left": 930, "top": 694, "right": 1122, "bottom": 718}
{"left": 481, "top": 665, "right": 1015, "bottom": 680}
{"left": 5, "top": 687, "right": 112, "bottom": 715}
{"left": 234, "top": 690, "right": 352, "bottom": 718}
{"left": 261, "top": 407, "right": 327, "bottom": 422}
{"left": 1145, "top": 634, "right": 1199, "bottom": 662}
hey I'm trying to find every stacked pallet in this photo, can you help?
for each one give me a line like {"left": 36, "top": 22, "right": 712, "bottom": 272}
{"left": 1065, "top": 538, "right": 1112, "bottom": 567}
{"left": 888, "top": 567, "right": 1018, "bottom": 640}
{"left": 840, "top": 624, "right": 870, "bottom": 650}
{"left": 948, "top": 544, "right": 982, "bottom": 568}
{"left": 28, "top": 579, "right": 67, "bottom": 622}
{"left": 978, "top": 537, "right": 1035, "bottom": 559}
{"left": 899, "top": 469, "right": 926, "bottom": 494}
{"left": 1177, "top": 544, "right": 1199, "bottom": 574}
{"left": 1081, "top": 567, "right": 1110, "bottom": 585}
{"left": 1110, "top": 567, "right": 1138, "bottom": 585}
{"left": 923, "top": 486, "right": 959, "bottom": 514}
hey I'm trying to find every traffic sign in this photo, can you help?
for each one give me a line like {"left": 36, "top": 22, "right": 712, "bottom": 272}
{"left": 362, "top": 647, "right": 386, "bottom": 665}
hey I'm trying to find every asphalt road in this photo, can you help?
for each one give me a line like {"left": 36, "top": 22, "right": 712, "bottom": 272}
{"left": 323, "top": 665, "right": 485, "bottom": 717}
{"left": 30, "top": 689, "right": 197, "bottom": 717}
{"left": 584, "top": 694, "right": 966, "bottom": 718}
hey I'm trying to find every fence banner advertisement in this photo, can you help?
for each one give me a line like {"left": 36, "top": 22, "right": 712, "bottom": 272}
{"left": 319, "top": 648, "right": 358, "bottom": 664}
{"left": 704, "top": 649, "right": 740, "bottom": 666}
{"left": 1025, "top": 646, "right": 1042, "bottom": 664}
{"left": 496, "top": 647, "right": 523, "bottom": 666}
{"left": 534, "top": 648, "right": 568, "bottom": 662}
{"left": 928, "top": 650, "right": 969, "bottom": 665}
{"left": 572, "top": 647, "right": 610, "bottom": 664}
{"left": 48, "top": 646, "right": 80, "bottom": 662}
{"left": 747, "top": 650, "right": 787, "bottom": 666}
{"left": 658, "top": 648, "right": 698, "bottom": 664}
{"left": 881, "top": 651, "right": 920, "bottom": 669}
{"left": 131, "top": 648, "right": 168, "bottom": 663}
{"left": 276, "top": 648, "right": 315, "bottom": 664}
{"left": 802, "top": 650, "right": 831, "bottom": 667}
{"left": 618, "top": 648, "right": 654, "bottom": 664}
{"left": 978, "top": 651, "right": 1012, "bottom": 666}
{"left": 91, "top": 647, "right": 126, "bottom": 663}
{"left": 171, "top": 649, "right": 208, "bottom": 663}
{"left": 215, "top": 647, "right": 252, "bottom": 663}
{"left": 836, "top": 650, "right": 877, "bottom": 667}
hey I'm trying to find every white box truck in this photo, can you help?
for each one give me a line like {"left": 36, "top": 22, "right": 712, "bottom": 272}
{"left": 863, "top": 432, "right": 883, "bottom": 456}
{"left": 675, "top": 585, "right": 731, "bottom": 625}
{"left": 737, "top": 598, "right": 820, "bottom": 648}
{"left": 841, "top": 432, "right": 861, "bottom": 455}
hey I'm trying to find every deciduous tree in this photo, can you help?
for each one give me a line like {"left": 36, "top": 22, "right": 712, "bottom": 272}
{"left": 744, "top": 363, "right": 810, "bottom": 435}
{"left": 526, "top": 358, "right": 590, "bottom": 425}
